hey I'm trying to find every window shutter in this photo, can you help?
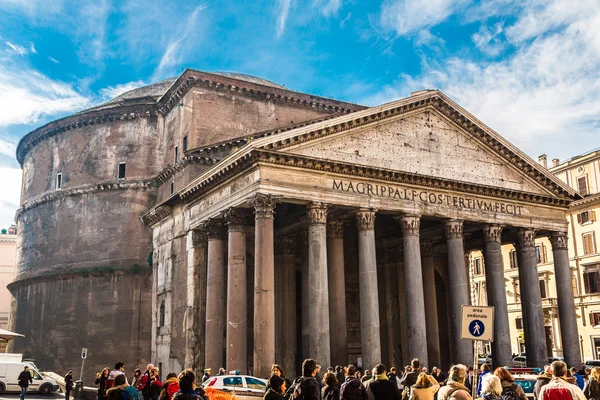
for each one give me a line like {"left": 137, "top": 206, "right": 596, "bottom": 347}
{"left": 542, "top": 244, "right": 547, "bottom": 263}
{"left": 592, "top": 211, "right": 597, "bottom": 222}
{"left": 578, "top": 213, "right": 582, "bottom": 224}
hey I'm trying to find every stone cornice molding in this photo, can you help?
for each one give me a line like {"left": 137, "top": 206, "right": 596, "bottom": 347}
{"left": 224, "top": 207, "right": 250, "bottom": 231}
{"left": 307, "top": 202, "right": 328, "bottom": 224}
{"left": 17, "top": 178, "right": 155, "bottom": 220}
{"left": 276, "top": 236, "right": 296, "bottom": 255}
{"left": 517, "top": 228, "right": 537, "bottom": 248}
{"left": 355, "top": 208, "right": 376, "bottom": 231}
{"left": 16, "top": 104, "right": 157, "bottom": 166}
{"left": 142, "top": 205, "right": 173, "bottom": 227}
{"left": 397, "top": 214, "right": 420, "bottom": 236}
{"left": 445, "top": 219, "right": 464, "bottom": 240}
{"left": 250, "top": 193, "right": 280, "bottom": 220}
{"left": 550, "top": 232, "right": 568, "bottom": 250}
{"left": 201, "top": 218, "right": 225, "bottom": 240}
{"left": 156, "top": 69, "right": 364, "bottom": 117}
{"left": 420, "top": 240, "right": 435, "bottom": 257}
{"left": 483, "top": 225, "right": 504, "bottom": 243}
{"left": 327, "top": 220, "right": 345, "bottom": 239}
{"left": 152, "top": 156, "right": 220, "bottom": 186}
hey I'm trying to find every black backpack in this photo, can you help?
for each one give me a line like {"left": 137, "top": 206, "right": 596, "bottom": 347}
{"left": 285, "top": 377, "right": 314, "bottom": 400}
{"left": 501, "top": 384, "right": 520, "bottom": 400}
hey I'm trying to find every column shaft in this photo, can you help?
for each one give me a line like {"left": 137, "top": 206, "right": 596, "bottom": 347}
{"left": 225, "top": 208, "right": 248, "bottom": 372}
{"left": 185, "top": 230, "right": 207, "bottom": 376}
{"left": 445, "top": 220, "right": 472, "bottom": 366}
{"left": 421, "top": 241, "right": 441, "bottom": 369}
{"left": 204, "top": 219, "right": 226, "bottom": 372}
{"left": 517, "top": 229, "right": 548, "bottom": 367}
{"left": 483, "top": 225, "right": 512, "bottom": 368}
{"left": 399, "top": 215, "right": 428, "bottom": 367}
{"left": 327, "top": 221, "right": 348, "bottom": 366}
{"left": 301, "top": 232, "right": 309, "bottom": 361}
{"left": 251, "top": 194, "right": 278, "bottom": 378}
{"left": 384, "top": 252, "right": 402, "bottom": 368}
{"left": 277, "top": 237, "right": 297, "bottom": 376}
{"left": 551, "top": 232, "right": 582, "bottom": 367}
{"left": 356, "top": 209, "right": 381, "bottom": 369}
{"left": 308, "top": 203, "right": 331, "bottom": 368}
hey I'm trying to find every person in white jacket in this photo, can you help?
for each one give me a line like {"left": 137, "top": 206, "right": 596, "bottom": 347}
{"left": 538, "top": 361, "right": 586, "bottom": 400}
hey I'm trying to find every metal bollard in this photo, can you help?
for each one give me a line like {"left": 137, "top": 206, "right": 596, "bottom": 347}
{"left": 74, "top": 381, "right": 84, "bottom": 400}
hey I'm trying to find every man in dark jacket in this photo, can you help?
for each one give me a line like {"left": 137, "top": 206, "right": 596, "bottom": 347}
{"left": 340, "top": 365, "right": 367, "bottom": 400}
{"left": 369, "top": 365, "right": 401, "bottom": 400}
{"left": 18, "top": 366, "right": 33, "bottom": 400}
{"left": 534, "top": 366, "right": 553, "bottom": 400}
{"left": 294, "top": 359, "right": 320, "bottom": 400}
{"left": 399, "top": 359, "right": 420, "bottom": 388}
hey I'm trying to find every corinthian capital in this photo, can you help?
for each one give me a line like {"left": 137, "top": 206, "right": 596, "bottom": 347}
{"left": 201, "top": 218, "right": 225, "bottom": 240}
{"left": 396, "top": 214, "right": 420, "bottom": 236}
{"left": 224, "top": 207, "right": 249, "bottom": 231}
{"left": 307, "top": 202, "right": 328, "bottom": 224}
{"left": 250, "top": 194, "right": 280, "bottom": 220}
{"left": 483, "top": 225, "right": 503, "bottom": 243}
{"left": 327, "top": 220, "right": 345, "bottom": 239}
{"left": 445, "top": 219, "right": 464, "bottom": 240}
{"left": 355, "top": 209, "right": 376, "bottom": 231}
{"left": 550, "top": 232, "right": 568, "bottom": 250}
{"left": 517, "top": 228, "right": 537, "bottom": 248}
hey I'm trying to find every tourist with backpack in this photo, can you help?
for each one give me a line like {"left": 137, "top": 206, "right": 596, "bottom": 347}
{"left": 538, "top": 361, "right": 586, "bottom": 400}
{"left": 340, "top": 365, "right": 368, "bottom": 400}
{"left": 285, "top": 359, "right": 321, "bottom": 400}
{"left": 493, "top": 368, "right": 527, "bottom": 400}
{"left": 437, "top": 365, "right": 472, "bottom": 400}
{"left": 322, "top": 372, "right": 340, "bottom": 400}
{"left": 138, "top": 365, "right": 155, "bottom": 400}
{"left": 534, "top": 366, "right": 553, "bottom": 400}
{"left": 478, "top": 375, "right": 501, "bottom": 400}
{"left": 159, "top": 373, "right": 180, "bottom": 400}
{"left": 400, "top": 360, "right": 421, "bottom": 400}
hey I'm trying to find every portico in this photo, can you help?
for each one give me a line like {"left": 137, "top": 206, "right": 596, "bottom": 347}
{"left": 144, "top": 90, "right": 582, "bottom": 376}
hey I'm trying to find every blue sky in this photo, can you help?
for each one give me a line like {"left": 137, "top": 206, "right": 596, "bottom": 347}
{"left": 1, "top": 0, "right": 600, "bottom": 229}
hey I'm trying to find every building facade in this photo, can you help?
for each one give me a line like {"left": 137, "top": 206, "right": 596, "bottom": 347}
{"left": 11, "top": 69, "right": 584, "bottom": 381}
{"left": 1, "top": 226, "right": 17, "bottom": 351}
{"left": 470, "top": 149, "right": 600, "bottom": 361}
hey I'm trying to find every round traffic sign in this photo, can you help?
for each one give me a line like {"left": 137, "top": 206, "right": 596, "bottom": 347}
{"left": 469, "top": 320, "right": 484, "bottom": 337}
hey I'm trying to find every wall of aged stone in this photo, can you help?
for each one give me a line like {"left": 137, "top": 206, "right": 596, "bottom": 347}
{"left": 8, "top": 272, "right": 152, "bottom": 385}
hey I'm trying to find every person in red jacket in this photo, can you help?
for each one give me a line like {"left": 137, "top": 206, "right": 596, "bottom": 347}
{"left": 160, "top": 373, "right": 180, "bottom": 400}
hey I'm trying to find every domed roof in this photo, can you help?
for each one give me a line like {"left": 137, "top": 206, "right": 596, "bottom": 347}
{"left": 209, "top": 72, "right": 286, "bottom": 90}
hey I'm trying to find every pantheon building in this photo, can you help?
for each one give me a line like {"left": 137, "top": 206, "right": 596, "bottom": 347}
{"left": 10, "top": 70, "right": 582, "bottom": 382}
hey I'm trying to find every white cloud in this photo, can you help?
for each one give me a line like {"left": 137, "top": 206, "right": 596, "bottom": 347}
{"left": 365, "top": 0, "right": 600, "bottom": 159}
{"left": 276, "top": 0, "right": 292, "bottom": 38}
{"left": 99, "top": 80, "right": 146, "bottom": 102}
{"left": 5, "top": 41, "right": 28, "bottom": 55}
{"left": 48, "top": 56, "right": 59, "bottom": 64}
{"left": 379, "top": 0, "right": 470, "bottom": 36}
{"left": 29, "top": 43, "right": 36, "bottom": 54}
{"left": 472, "top": 23, "right": 505, "bottom": 56}
{"left": 316, "top": 0, "right": 341, "bottom": 16}
{"left": 0, "top": 166, "right": 21, "bottom": 230}
{"left": 0, "top": 137, "right": 17, "bottom": 158}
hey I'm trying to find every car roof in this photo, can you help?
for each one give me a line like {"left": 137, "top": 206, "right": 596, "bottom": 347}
{"left": 214, "top": 375, "right": 267, "bottom": 381}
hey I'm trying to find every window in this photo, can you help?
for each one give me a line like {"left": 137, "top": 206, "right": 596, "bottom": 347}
{"left": 245, "top": 377, "right": 266, "bottom": 389}
{"left": 578, "top": 176, "right": 589, "bottom": 196}
{"left": 475, "top": 257, "right": 484, "bottom": 276}
{"left": 159, "top": 300, "right": 165, "bottom": 327}
{"left": 183, "top": 136, "right": 188, "bottom": 152}
{"left": 584, "top": 267, "right": 600, "bottom": 294}
{"left": 578, "top": 211, "right": 596, "bottom": 224}
{"left": 573, "top": 272, "right": 579, "bottom": 296}
{"left": 539, "top": 279, "right": 547, "bottom": 298}
{"left": 591, "top": 312, "right": 600, "bottom": 326}
{"left": 223, "top": 377, "right": 243, "bottom": 387}
{"left": 509, "top": 249, "right": 518, "bottom": 269}
{"left": 170, "top": 181, "right": 174, "bottom": 195}
{"left": 583, "top": 232, "right": 596, "bottom": 255}
{"left": 536, "top": 244, "right": 547, "bottom": 264}
{"left": 117, "top": 162, "right": 126, "bottom": 179}
{"left": 174, "top": 145, "right": 179, "bottom": 163}
{"left": 516, "top": 318, "right": 523, "bottom": 330}
{"left": 56, "top": 173, "right": 62, "bottom": 190}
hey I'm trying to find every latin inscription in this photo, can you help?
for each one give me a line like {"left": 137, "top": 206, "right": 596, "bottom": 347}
{"left": 332, "top": 179, "right": 523, "bottom": 216}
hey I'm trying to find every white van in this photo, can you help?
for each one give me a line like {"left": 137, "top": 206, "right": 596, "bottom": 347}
{"left": 0, "top": 361, "right": 59, "bottom": 394}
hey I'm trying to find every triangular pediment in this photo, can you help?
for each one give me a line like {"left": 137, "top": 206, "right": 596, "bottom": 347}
{"left": 278, "top": 108, "right": 549, "bottom": 195}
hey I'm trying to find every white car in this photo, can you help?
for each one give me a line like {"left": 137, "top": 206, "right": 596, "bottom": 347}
{"left": 203, "top": 375, "right": 267, "bottom": 399}
{"left": 0, "top": 361, "right": 59, "bottom": 394}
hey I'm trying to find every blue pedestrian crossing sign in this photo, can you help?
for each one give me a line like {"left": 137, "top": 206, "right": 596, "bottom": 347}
{"left": 461, "top": 305, "right": 494, "bottom": 342}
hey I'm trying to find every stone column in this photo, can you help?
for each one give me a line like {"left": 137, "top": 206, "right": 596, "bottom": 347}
{"left": 356, "top": 209, "right": 382, "bottom": 370}
{"left": 383, "top": 248, "right": 402, "bottom": 368}
{"left": 204, "top": 218, "right": 226, "bottom": 372}
{"left": 277, "top": 236, "right": 297, "bottom": 376}
{"left": 550, "top": 232, "right": 582, "bottom": 367}
{"left": 421, "top": 240, "right": 441, "bottom": 369}
{"left": 445, "top": 219, "right": 472, "bottom": 366}
{"left": 224, "top": 208, "right": 248, "bottom": 373}
{"left": 397, "top": 215, "right": 428, "bottom": 367}
{"left": 517, "top": 228, "right": 548, "bottom": 367}
{"left": 251, "top": 194, "right": 279, "bottom": 378}
{"left": 307, "top": 202, "right": 331, "bottom": 368}
{"left": 327, "top": 220, "right": 348, "bottom": 367}
{"left": 185, "top": 229, "right": 207, "bottom": 375}
{"left": 301, "top": 231, "right": 309, "bottom": 361}
{"left": 482, "top": 225, "right": 512, "bottom": 368}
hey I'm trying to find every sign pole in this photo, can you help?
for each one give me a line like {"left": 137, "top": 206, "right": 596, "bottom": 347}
{"left": 472, "top": 340, "right": 479, "bottom": 399}
{"left": 80, "top": 348, "right": 88, "bottom": 381}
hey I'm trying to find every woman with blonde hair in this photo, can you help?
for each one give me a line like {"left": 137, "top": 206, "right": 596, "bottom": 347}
{"left": 584, "top": 367, "right": 600, "bottom": 400}
{"left": 410, "top": 372, "right": 440, "bottom": 400}
{"left": 479, "top": 375, "right": 502, "bottom": 400}
{"left": 493, "top": 367, "right": 527, "bottom": 400}
{"left": 95, "top": 368, "right": 110, "bottom": 400}
{"left": 437, "top": 365, "right": 472, "bottom": 400}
